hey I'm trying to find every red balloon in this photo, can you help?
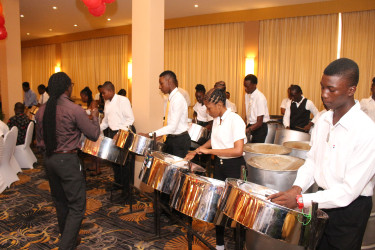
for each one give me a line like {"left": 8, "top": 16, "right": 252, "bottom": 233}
{"left": 88, "top": 3, "right": 106, "bottom": 17}
{"left": 0, "top": 15, "right": 4, "bottom": 27}
{"left": 82, "top": 0, "right": 102, "bottom": 9}
{"left": 103, "top": 0, "right": 115, "bottom": 3}
{"left": 0, "top": 26, "right": 7, "bottom": 40}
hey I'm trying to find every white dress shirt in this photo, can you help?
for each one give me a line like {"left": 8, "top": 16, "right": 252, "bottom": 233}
{"left": 94, "top": 93, "right": 100, "bottom": 101}
{"left": 226, "top": 99, "right": 237, "bottom": 113}
{"left": 293, "top": 102, "right": 375, "bottom": 209}
{"left": 280, "top": 98, "right": 290, "bottom": 109}
{"left": 360, "top": 96, "right": 375, "bottom": 122}
{"left": 193, "top": 102, "right": 213, "bottom": 122}
{"left": 178, "top": 87, "right": 191, "bottom": 106}
{"left": 100, "top": 94, "right": 134, "bottom": 131}
{"left": 211, "top": 109, "right": 247, "bottom": 159}
{"left": 283, "top": 97, "right": 318, "bottom": 127}
{"left": 245, "top": 89, "right": 270, "bottom": 125}
{"left": 154, "top": 88, "right": 189, "bottom": 137}
{"left": 38, "top": 92, "right": 49, "bottom": 105}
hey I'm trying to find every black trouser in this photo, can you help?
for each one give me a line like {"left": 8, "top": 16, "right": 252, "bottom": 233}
{"left": 45, "top": 153, "right": 85, "bottom": 250}
{"left": 248, "top": 122, "right": 268, "bottom": 143}
{"left": 213, "top": 156, "right": 245, "bottom": 246}
{"left": 164, "top": 132, "right": 191, "bottom": 158}
{"left": 103, "top": 128, "right": 130, "bottom": 191}
{"left": 317, "top": 195, "right": 372, "bottom": 250}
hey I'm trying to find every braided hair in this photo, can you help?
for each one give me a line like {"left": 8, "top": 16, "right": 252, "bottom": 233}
{"left": 43, "top": 72, "right": 72, "bottom": 156}
{"left": 80, "top": 86, "right": 93, "bottom": 107}
{"left": 204, "top": 88, "right": 226, "bottom": 106}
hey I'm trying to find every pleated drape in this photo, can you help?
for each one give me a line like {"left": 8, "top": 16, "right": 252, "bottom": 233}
{"left": 258, "top": 14, "right": 338, "bottom": 114}
{"left": 341, "top": 10, "right": 375, "bottom": 100}
{"left": 22, "top": 44, "right": 56, "bottom": 93}
{"left": 165, "top": 23, "right": 244, "bottom": 115}
{"left": 61, "top": 35, "right": 128, "bottom": 99}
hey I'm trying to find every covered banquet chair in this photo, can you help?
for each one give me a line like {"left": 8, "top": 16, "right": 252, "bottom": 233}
{"left": 14, "top": 122, "right": 37, "bottom": 169}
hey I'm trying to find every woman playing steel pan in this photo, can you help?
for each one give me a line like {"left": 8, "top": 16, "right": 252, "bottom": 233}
{"left": 193, "top": 84, "right": 213, "bottom": 129}
{"left": 185, "top": 88, "right": 247, "bottom": 250}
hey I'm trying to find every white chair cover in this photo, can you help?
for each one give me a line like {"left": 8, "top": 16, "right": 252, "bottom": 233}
{"left": 0, "top": 127, "right": 19, "bottom": 188}
{"left": 0, "top": 137, "right": 7, "bottom": 193}
{"left": 0, "top": 120, "right": 9, "bottom": 137}
{"left": 14, "top": 122, "right": 37, "bottom": 169}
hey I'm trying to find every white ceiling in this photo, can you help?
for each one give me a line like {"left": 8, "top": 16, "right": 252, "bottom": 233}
{"left": 19, "top": 0, "right": 327, "bottom": 41}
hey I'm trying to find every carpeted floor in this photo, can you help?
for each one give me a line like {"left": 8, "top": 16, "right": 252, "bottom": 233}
{"left": 0, "top": 150, "right": 236, "bottom": 249}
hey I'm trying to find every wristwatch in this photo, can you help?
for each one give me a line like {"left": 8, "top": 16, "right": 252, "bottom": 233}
{"left": 296, "top": 195, "right": 304, "bottom": 209}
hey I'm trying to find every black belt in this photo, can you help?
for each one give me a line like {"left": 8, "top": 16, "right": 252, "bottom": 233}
{"left": 217, "top": 156, "right": 244, "bottom": 165}
{"left": 54, "top": 150, "right": 78, "bottom": 154}
{"left": 168, "top": 131, "right": 189, "bottom": 138}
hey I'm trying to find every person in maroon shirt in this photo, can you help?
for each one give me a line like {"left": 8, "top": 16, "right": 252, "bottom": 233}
{"left": 35, "top": 72, "right": 100, "bottom": 250}
{"left": 7, "top": 102, "right": 30, "bottom": 145}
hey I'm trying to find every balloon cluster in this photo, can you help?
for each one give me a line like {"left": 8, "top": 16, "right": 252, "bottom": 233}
{"left": 82, "top": 0, "right": 115, "bottom": 17}
{"left": 0, "top": 1, "right": 7, "bottom": 40}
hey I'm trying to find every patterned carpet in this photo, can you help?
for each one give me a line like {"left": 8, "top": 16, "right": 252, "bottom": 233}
{"left": 0, "top": 151, "right": 236, "bottom": 249}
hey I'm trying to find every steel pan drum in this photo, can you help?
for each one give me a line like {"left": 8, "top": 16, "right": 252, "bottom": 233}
{"left": 116, "top": 129, "right": 165, "bottom": 156}
{"left": 80, "top": 135, "right": 128, "bottom": 165}
{"left": 243, "top": 143, "right": 291, "bottom": 162}
{"left": 283, "top": 141, "right": 311, "bottom": 160}
{"left": 139, "top": 151, "right": 205, "bottom": 194}
{"left": 274, "top": 128, "right": 310, "bottom": 145}
{"left": 188, "top": 123, "right": 208, "bottom": 144}
{"left": 265, "top": 121, "right": 284, "bottom": 144}
{"left": 219, "top": 179, "right": 328, "bottom": 247}
{"left": 247, "top": 155, "right": 305, "bottom": 192}
{"left": 170, "top": 171, "right": 225, "bottom": 223}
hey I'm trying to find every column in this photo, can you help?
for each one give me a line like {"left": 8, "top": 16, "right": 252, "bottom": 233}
{"left": 131, "top": 0, "right": 165, "bottom": 189}
{"left": 0, "top": 0, "right": 22, "bottom": 121}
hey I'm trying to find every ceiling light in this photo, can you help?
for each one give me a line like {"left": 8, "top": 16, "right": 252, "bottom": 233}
{"left": 74, "top": 24, "right": 78, "bottom": 27}
{"left": 52, "top": 6, "right": 57, "bottom": 10}
{"left": 49, "top": 29, "right": 53, "bottom": 31}
{"left": 20, "top": 14, "right": 24, "bottom": 18}
{"left": 194, "top": 4, "right": 198, "bottom": 7}
{"left": 26, "top": 33, "right": 30, "bottom": 35}
{"left": 107, "top": 18, "right": 111, "bottom": 21}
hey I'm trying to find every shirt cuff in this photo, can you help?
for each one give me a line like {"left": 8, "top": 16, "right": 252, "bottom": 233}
{"left": 301, "top": 193, "right": 315, "bottom": 208}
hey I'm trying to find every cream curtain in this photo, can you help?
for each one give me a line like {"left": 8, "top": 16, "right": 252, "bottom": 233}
{"left": 341, "top": 10, "right": 375, "bottom": 101}
{"left": 21, "top": 44, "right": 56, "bottom": 94}
{"left": 258, "top": 14, "right": 338, "bottom": 115}
{"left": 165, "top": 23, "right": 244, "bottom": 115}
{"left": 61, "top": 35, "right": 128, "bottom": 99}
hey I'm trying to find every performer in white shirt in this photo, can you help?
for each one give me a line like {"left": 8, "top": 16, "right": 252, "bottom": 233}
{"left": 186, "top": 88, "right": 246, "bottom": 250}
{"left": 269, "top": 58, "right": 375, "bottom": 250}
{"left": 147, "top": 71, "right": 190, "bottom": 158}
{"left": 244, "top": 74, "right": 270, "bottom": 143}
{"left": 225, "top": 91, "right": 237, "bottom": 113}
{"left": 213, "top": 81, "right": 237, "bottom": 112}
{"left": 100, "top": 81, "right": 135, "bottom": 192}
{"left": 360, "top": 77, "right": 375, "bottom": 122}
{"left": 193, "top": 84, "right": 213, "bottom": 127}
{"left": 283, "top": 85, "right": 319, "bottom": 132}
{"left": 37, "top": 84, "right": 49, "bottom": 106}
{"left": 280, "top": 86, "right": 292, "bottom": 115}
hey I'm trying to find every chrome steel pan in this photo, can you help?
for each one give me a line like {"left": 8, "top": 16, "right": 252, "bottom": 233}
{"left": 283, "top": 141, "right": 311, "bottom": 160}
{"left": 243, "top": 143, "right": 291, "bottom": 162}
{"left": 218, "top": 179, "right": 328, "bottom": 247}
{"left": 116, "top": 129, "right": 163, "bottom": 156}
{"left": 80, "top": 135, "right": 128, "bottom": 165}
{"left": 170, "top": 171, "right": 225, "bottom": 223}
{"left": 265, "top": 121, "right": 284, "bottom": 144}
{"left": 188, "top": 123, "right": 208, "bottom": 144}
{"left": 274, "top": 128, "right": 310, "bottom": 145}
{"left": 139, "top": 151, "right": 205, "bottom": 194}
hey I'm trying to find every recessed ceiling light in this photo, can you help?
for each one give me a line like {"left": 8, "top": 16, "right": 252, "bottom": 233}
{"left": 49, "top": 29, "right": 53, "bottom": 31}
{"left": 26, "top": 33, "right": 30, "bottom": 35}
{"left": 52, "top": 6, "right": 57, "bottom": 10}
{"left": 20, "top": 14, "right": 24, "bottom": 18}
{"left": 194, "top": 4, "right": 198, "bottom": 7}
{"left": 74, "top": 24, "right": 78, "bottom": 27}
{"left": 107, "top": 18, "right": 111, "bottom": 21}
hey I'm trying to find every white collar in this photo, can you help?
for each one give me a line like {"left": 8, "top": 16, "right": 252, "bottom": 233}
{"left": 169, "top": 87, "right": 178, "bottom": 101}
